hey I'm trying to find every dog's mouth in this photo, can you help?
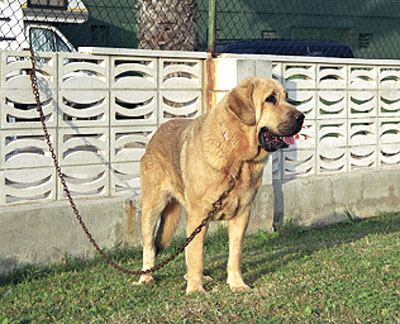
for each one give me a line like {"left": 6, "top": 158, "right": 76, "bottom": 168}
{"left": 258, "top": 127, "right": 296, "bottom": 152}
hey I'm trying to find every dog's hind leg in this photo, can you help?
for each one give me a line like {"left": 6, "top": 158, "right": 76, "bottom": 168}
{"left": 136, "top": 191, "right": 169, "bottom": 285}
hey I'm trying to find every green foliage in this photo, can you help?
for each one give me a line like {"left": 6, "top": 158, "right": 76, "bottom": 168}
{"left": 1, "top": 213, "right": 400, "bottom": 323}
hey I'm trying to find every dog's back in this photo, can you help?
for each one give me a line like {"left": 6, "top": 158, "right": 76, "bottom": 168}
{"left": 143, "top": 119, "right": 193, "bottom": 165}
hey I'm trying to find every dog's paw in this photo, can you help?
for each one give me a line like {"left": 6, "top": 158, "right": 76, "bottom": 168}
{"left": 186, "top": 285, "right": 206, "bottom": 294}
{"left": 133, "top": 275, "right": 154, "bottom": 286}
{"left": 229, "top": 283, "right": 252, "bottom": 292}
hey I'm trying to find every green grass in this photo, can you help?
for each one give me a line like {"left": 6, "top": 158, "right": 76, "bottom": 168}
{"left": 1, "top": 212, "right": 400, "bottom": 323}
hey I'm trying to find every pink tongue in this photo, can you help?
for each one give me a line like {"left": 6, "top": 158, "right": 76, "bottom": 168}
{"left": 283, "top": 136, "right": 295, "bottom": 146}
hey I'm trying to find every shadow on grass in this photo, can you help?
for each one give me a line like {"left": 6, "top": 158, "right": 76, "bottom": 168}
{"left": 0, "top": 244, "right": 144, "bottom": 287}
{"left": 241, "top": 212, "right": 400, "bottom": 286}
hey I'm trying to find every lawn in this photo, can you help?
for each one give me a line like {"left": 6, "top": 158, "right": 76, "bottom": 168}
{"left": 1, "top": 212, "right": 400, "bottom": 323}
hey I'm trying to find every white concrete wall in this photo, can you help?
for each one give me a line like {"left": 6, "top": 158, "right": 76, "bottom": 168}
{"left": 0, "top": 49, "right": 206, "bottom": 204}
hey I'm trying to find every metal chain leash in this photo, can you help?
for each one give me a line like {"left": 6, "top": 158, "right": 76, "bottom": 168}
{"left": 28, "top": 48, "right": 240, "bottom": 276}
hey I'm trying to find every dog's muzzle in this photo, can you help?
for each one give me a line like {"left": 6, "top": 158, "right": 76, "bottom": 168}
{"left": 258, "top": 128, "right": 294, "bottom": 152}
{"left": 258, "top": 113, "right": 305, "bottom": 152}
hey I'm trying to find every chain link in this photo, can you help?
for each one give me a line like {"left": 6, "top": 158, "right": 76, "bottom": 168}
{"left": 28, "top": 48, "right": 240, "bottom": 276}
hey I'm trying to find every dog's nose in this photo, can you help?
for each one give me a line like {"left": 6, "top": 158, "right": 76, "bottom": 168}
{"left": 295, "top": 113, "right": 305, "bottom": 123}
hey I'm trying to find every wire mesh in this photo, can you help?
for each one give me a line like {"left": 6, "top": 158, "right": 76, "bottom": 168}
{"left": 1, "top": 0, "right": 400, "bottom": 59}
{"left": 213, "top": 0, "right": 400, "bottom": 59}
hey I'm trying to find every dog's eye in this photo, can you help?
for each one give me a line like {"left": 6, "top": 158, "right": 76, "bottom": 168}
{"left": 265, "top": 95, "right": 276, "bottom": 104}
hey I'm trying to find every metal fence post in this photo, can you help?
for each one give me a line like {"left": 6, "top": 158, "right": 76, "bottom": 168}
{"left": 207, "top": 0, "right": 216, "bottom": 53}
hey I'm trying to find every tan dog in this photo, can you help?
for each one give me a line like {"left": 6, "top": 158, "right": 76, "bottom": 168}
{"left": 137, "top": 77, "right": 304, "bottom": 293}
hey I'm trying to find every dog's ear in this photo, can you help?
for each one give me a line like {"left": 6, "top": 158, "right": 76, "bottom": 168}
{"left": 226, "top": 80, "right": 256, "bottom": 126}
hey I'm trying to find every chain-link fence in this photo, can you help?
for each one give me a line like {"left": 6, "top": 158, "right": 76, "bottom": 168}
{"left": 212, "top": 0, "right": 400, "bottom": 59}
{"left": 1, "top": 0, "right": 400, "bottom": 59}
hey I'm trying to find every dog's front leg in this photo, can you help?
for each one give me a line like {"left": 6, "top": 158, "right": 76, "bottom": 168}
{"left": 185, "top": 212, "right": 209, "bottom": 294}
{"left": 227, "top": 208, "right": 252, "bottom": 292}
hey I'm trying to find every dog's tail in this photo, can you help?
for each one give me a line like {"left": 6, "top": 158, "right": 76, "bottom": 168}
{"left": 155, "top": 199, "right": 182, "bottom": 254}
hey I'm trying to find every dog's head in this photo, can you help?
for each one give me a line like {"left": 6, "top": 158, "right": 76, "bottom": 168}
{"left": 226, "top": 77, "right": 304, "bottom": 152}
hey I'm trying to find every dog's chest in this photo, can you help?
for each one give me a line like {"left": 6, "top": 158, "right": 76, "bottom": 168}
{"left": 215, "top": 163, "right": 262, "bottom": 221}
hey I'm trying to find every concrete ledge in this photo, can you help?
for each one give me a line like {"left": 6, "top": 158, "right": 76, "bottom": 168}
{"left": 249, "top": 184, "right": 275, "bottom": 234}
{"left": 79, "top": 47, "right": 208, "bottom": 59}
{"left": 0, "top": 196, "right": 141, "bottom": 275}
{"left": 274, "top": 168, "right": 400, "bottom": 227}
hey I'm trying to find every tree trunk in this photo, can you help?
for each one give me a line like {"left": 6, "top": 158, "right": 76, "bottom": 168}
{"left": 137, "top": 0, "right": 199, "bottom": 51}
